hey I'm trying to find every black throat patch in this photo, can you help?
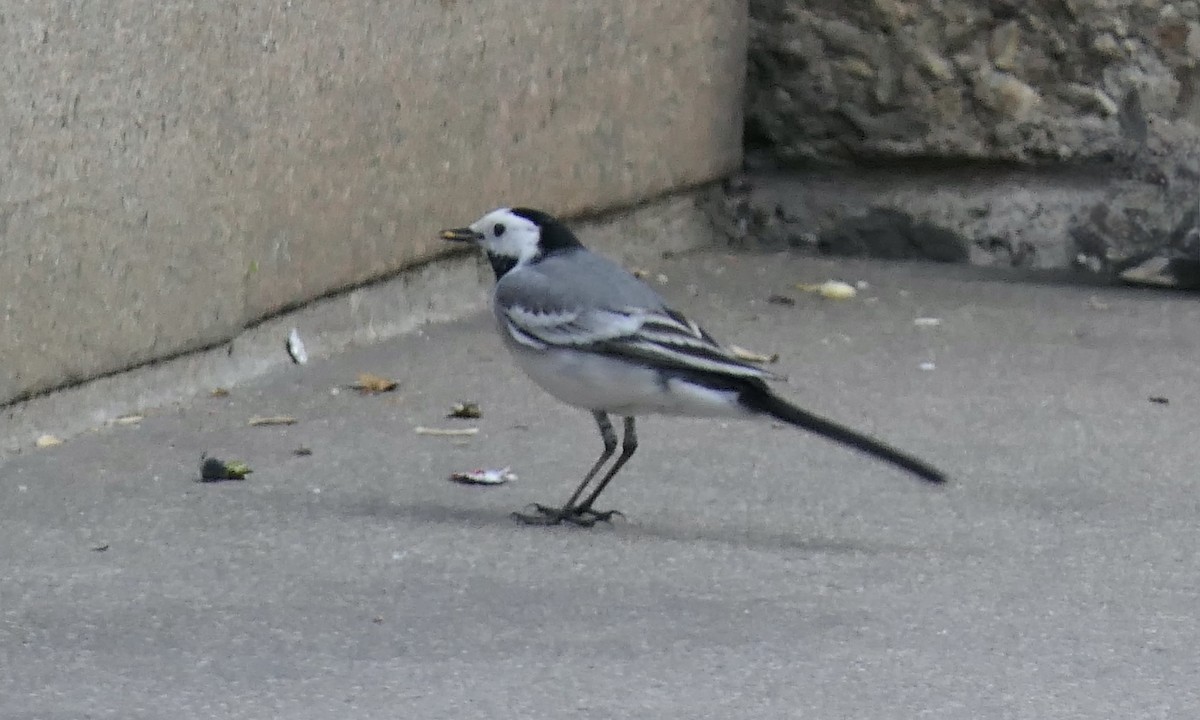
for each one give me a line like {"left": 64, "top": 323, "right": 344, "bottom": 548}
{"left": 486, "top": 252, "right": 519, "bottom": 279}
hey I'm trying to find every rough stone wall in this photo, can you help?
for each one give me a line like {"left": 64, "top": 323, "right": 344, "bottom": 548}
{"left": 748, "top": 0, "right": 1199, "bottom": 162}
{"left": 744, "top": 0, "right": 1200, "bottom": 276}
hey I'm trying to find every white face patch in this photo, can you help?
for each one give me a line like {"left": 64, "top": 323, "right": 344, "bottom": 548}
{"left": 470, "top": 209, "right": 542, "bottom": 268}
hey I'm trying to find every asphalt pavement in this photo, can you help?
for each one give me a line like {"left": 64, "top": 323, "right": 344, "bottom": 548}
{"left": 3, "top": 251, "right": 1198, "bottom": 719}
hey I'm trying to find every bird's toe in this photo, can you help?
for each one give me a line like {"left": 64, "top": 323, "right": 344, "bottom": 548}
{"left": 573, "top": 507, "right": 624, "bottom": 523}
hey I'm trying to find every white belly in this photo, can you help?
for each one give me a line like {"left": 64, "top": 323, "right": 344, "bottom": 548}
{"left": 508, "top": 343, "right": 750, "bottom": 419}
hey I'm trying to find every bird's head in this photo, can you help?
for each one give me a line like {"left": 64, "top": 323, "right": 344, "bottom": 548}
{"left": 441, "top": 207, "right": 583, "bottom": 278}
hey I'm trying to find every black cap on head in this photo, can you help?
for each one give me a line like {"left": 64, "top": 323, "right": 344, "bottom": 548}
{"left": 510, "top": 207, "right": 584, "bottom": 253}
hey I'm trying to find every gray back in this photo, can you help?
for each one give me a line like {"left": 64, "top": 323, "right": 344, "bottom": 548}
{"left": 495, "top": 249, "right": 668, "bottom": 313}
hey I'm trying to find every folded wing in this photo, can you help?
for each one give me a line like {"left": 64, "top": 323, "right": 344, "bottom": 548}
{"left": 501, "top": 303, "right": 779, "bottom": 381}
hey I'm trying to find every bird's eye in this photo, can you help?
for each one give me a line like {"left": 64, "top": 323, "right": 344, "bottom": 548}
{"left": 493, "top": 223, "right": 506, "bottom": 237}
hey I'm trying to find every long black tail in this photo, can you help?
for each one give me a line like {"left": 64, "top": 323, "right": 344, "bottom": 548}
{"left": 740, "top": 384, "right": 946, "bottom": 484}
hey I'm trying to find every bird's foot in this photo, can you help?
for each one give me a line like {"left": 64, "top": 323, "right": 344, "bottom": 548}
{"left": 511, "top": 504, "right": 624, "bottom": 527}
{"left": 510, "top": 505, "right": 576, "bottom": 526}
{"left": 572, "top": 506, "right": 625, "bottom": 523}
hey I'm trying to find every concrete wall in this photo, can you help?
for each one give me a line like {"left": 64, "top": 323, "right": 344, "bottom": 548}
{"left": 0, "top": 1, "right": 747, "bottom": 407}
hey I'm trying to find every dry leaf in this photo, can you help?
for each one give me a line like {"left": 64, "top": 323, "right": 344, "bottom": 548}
{"left": 200, "top": 454, "right": 252, "bottom": 481}
{"left": 210, "top": 387, "right": 230, "bottom": 397}
{"left": 286, "top": 328, "right": 308, "bottom": 364}
{"left": 353, "top": 372, "right": 398, "bottom": 394}
{"left": 248, "top": 415, "right": 298, "bottom": 426}
{"left": 35, "top": 434, "right": 63, "bottom": 448}
{"left": 729, "top": 345, "right": 780, "bottom": 364}
{"left": 449, "top": 467, "right": 517, "bottom": 485}
{"left": 415, "top": 426, "right": 479, "bottom": 437}
{"left": 797, "top": 280, "right": 857, "bottom": 300}
{"left": 448, "top": 401, "right": 482, "bottom": 419}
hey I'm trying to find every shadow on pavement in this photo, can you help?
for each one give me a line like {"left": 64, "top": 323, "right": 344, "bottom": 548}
{"left": 339, "top": 497, "right": 918, "bottom": 557}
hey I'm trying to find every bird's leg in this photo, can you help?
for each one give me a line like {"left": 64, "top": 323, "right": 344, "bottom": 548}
{"left": 570, "top": 417, "right": 637, "bottom": 522}
{"left": 513, "top": 411, "right": 617, "bottom": 526}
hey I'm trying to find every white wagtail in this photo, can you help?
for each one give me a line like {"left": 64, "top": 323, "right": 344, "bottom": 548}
{"left": 441, "top": 207, "right": 946, "bottom": 526}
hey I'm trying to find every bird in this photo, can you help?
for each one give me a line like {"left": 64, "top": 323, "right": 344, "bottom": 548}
{"left": 441, "top": 207, "right": 946, "bottom": 526}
